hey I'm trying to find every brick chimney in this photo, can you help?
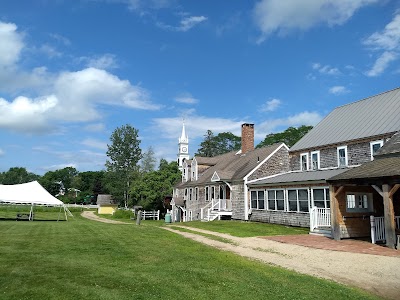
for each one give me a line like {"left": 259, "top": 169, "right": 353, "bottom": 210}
{"left": 241, "top": 123, "right": 254, "bottom": 154}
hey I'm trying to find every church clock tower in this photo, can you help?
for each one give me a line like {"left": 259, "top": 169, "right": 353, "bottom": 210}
{"left": 178, "top": 122, "right": 190, "bottom": 171}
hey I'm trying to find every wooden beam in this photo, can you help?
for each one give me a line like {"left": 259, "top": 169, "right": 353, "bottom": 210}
{"left": 329, "top": 185, "right": 341, "bottom": 240}
{"left": 389, "top": 184, "right": 400, "bottom": 198}
{"left": 382, "top": 184, "right": 396, "bottom": 249}
{"left": 371, "top": 185, "right": 383, "bottom": 197}
{"left": 334, "top": 186, "right": 344, "bottom": 198}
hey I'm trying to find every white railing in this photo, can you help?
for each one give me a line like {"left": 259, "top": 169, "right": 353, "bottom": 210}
{"left": 201, "top": 198, "right": 232, "bottom": 221}
{"left": 370, "top": 216, "right": 400, "bottom": 244}
{"left": 310, "top": 206, "right": 331, "bottom": 231}
{"left": 142, "top": 210, "right": 160, "bottom": 220}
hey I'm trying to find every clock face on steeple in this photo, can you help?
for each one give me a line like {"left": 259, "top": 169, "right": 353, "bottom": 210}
{"left": 182, "top": 146, "right": 187, "bottom": 153}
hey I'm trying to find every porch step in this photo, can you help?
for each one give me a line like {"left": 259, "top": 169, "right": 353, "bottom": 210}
{"left": 309, "top": 227, "right": 332, "bottom": 238}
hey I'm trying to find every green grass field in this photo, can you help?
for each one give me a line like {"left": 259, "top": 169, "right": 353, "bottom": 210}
{"left": 178, "top": 220, "right": 309, "bottom": 237}
{"left": 0, "top": 213, "right": 377, "bottom": 300}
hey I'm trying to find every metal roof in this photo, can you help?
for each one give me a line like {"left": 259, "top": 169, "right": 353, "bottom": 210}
{"left": 249, "top": 169, "right": 348, "bottom": 186}
{"left": 375, "top": 131, "right": 400, "bottom": 157}
{"left": 291, "top": 88, "right": 400, "bottom": 152}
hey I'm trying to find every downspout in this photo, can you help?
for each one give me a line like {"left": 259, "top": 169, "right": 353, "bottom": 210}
{"left": 243, "top": 177, "right": 249, "bottom": 221}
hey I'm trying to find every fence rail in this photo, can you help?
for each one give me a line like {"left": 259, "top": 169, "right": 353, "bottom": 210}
{"left": 142, "top": 210, "right": 160, "bottom": 220}
{"left": 64, "top": 204, "right": 99, "bottom": 209}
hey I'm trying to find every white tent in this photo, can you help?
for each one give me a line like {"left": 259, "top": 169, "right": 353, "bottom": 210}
{"left": 0, "top": 181, "right": 72, "bottom": 220}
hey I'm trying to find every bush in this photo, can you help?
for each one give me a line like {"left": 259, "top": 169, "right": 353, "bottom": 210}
{"left": 112, "top": 209, "right": 133, "bottom": 219}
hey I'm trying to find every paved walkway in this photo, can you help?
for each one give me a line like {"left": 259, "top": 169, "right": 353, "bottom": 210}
{"left": 264, "top": 234, "right": 400, "bottom": 257}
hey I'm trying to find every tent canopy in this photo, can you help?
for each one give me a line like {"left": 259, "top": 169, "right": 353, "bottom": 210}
{"left": 0, "top": 181, "right": 64, "bottom": 206}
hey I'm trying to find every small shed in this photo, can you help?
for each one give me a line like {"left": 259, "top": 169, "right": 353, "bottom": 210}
{"left": 97, "top": 194, "right": 118, "bottom": 215}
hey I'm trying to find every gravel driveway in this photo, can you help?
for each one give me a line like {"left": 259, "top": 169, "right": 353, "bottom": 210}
{"left": 163, "top": 225, "right": 400, "bottom": 299}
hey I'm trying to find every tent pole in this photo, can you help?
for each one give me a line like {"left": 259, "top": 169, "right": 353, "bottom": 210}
{"left": 57, "top": 205, "right": 62, "bottom": 222}
{"left": 29, "top": 204, "right": 34, "bottom": 221}
{"left": 64, "top": 206, "right": 68, "bottom": 221}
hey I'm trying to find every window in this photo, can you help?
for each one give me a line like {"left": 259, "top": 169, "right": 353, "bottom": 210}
{"left": 300, "top": 153, "right": 309, "bottom": 171}
{"left": 311, "top": 188, "right": 330, "bottom": 208}
{"left": 346, "top": 193, "right": 373, "bottom": 212}
{"left": 205, "top": 186, "right": 209, "bottom": 201}
{"left": 219, "top": 186, "right": 225, "bottom": 200}
{"left": 195, "top": 187, "right": 198, "bottom": 201}
{"left": 184, "top": 188, "right": 188, "bottom": 200}
{"left": 189, "top": 188, "right": 193, "bottom": 201}
{"left": 337, "top": 146, "right": 348, "bottom": 167}
{"left": 211, "top": 186, "right": 215, "bottom": 200}
{"left": 287, "top": 189, "right": 309, "bottom": 212}
{"left": 250, "top": 190, "right": 265, "bottom": 210}
{"left": 370, "top": 140, "right": 383, "bottom": 160}
{"left": 267, "top": 189, "right": 285, "bottom": 211}
{"left": 311, "top": 151, "right": 320, "bottom": 170}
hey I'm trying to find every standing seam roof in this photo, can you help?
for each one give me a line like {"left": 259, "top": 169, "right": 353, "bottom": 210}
{"left": 291, "top": 88, "right": 400, "bottom": 151}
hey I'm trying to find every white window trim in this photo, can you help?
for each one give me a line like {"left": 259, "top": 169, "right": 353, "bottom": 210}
{"left": 345, "top": 192, "right": 373, "bottom": 212}
{"left": 310, "top": 151, "right": 320, "bottom": 170}
{"left": 205, "top": 186, "right": 209, "bottom": 202}
{"left": 310, "top": 187, "right": 330, "bottom": 209}
{"left": 250, "top": 189, "right": 266, "bottom": 210}
{"left": 300, "top": 152, "right": 309, "bottom": 171}
{"left": 287, "top": 188, "right": 310, "bottom": 213}
{"left": 195, "top": 187, "right": 198, "bottom": 201}
{"left": 337, "top": 146, "right": 348, "bottom": 167}
{"left": 370, "top": 140, "right": 383, "bottom": 160}
{"left": 266, "top": 189, "right": 285, "bottom": 211}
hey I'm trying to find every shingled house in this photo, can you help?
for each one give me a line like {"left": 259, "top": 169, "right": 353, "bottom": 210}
{"left": 327, "top": 131, "right": 400, "bottom": 248}
{"left": 172, "top": 124, "right": 289, "bottom": 222}
{"left": 247, "top": 88, "right": 400, "bottom": 235}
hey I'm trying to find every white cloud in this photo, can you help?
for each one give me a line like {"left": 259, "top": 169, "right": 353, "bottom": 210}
{"left": 0, "top": 148, "right": 4, "bottom": 156}
{"left": 40, "top": 44, "right": 62, "bottom": 58}
{"left": 253, "top": 0, "right": 378, "bottom": 42}
{"left": 174, "top": 93, "right": 198, "bottom": 104}
{"left": 261, "top": 98, "right": 281, "bottom": 112}
{"left": 312, "top": 63, "right": 341, "bottom": 75}
{"left": 257, "top": 111, "right": 323, "bottom": 139}
{"left": 84, "top": 123, "right": 106, "bottom": 132}
{"left": 363, "top": 14, "right": 400, "bottom": 76}
{"left": 365, "top": 51, "right": 398, "bottom": 77}
{"left": 79, "top": 54, "right": 118, "bottom": 70}
{"left": 0, "top": 21, "right": 24, "bottom": 67}
{"left": 81, "top": 138, "right": 108, "bottom": 150}
{"left": 49, "top": 33, "right": 71, "bottom": 46}
{"left": 157, "top": 15, "right": 207, "bottom": 32}
{"left": 329, "top": 85, "right": 350, "bottom": 95}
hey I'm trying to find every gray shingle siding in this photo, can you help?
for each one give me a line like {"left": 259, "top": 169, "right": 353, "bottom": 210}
{"left": 231, "top": 183, "right": 245, "bottom": 220}
{"left": 248, "top": 146, "right": 289, "bottom": 181}
{"left": 249, "top": 210, "right": 309, "bottom": 227}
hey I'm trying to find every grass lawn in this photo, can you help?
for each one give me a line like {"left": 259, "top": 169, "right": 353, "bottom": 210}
{"left": 178, "top": 220, "right": 309, "bottom": 237}
{"left": 0, "top": 214, "right": 377, "bottom": 300}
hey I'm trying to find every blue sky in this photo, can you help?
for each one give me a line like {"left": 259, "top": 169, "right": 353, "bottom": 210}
{"left": 1, "top": 0, "right": 400, "bottom": 175}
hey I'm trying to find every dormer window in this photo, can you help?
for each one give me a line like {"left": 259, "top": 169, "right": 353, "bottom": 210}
{"left": 337, "top": 146, "right": 348, "bottom": 167}
{"left": 370, "top": 140, "right": 383, "bottom": 160}
{"left": 311, "top": 151, "right": 320, "bottom": 170}
{"left": 300, "top": 153, "right": 309, "bottom": 171}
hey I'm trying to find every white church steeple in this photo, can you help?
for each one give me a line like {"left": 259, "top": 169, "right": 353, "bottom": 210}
{"left": 178, "top": 122, "right": 190, "bottom": 171}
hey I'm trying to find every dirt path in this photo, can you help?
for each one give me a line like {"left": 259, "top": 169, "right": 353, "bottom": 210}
{"left": 81, "top": 211, "right": 130, "bottom": 224}
{"left": 163, "top": 225, "right": 400, "bottom": 300}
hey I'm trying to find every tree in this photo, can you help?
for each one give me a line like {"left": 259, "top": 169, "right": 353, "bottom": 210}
{"left": 39, "top": 167, "right": 79, "bottom": 196}
{"left": 130, "top": 159, "right": 181, "bottom": 211}
{"left": 105, "top": 124, "right": 142, "bottom": 207}
{"left": 140, "top": 146, "right": 156, "bottom": 173}
{"left": 0, "top": 167, "right": 40, "bottom": 184}
{"left": 196, "top": 130, "right": 241, "bottom": 157}
{"left": 256, "top": 125, "right": 313, "bottom": 148}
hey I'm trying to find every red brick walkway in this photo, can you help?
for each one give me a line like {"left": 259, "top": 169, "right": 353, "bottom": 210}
{"left": 262, "top": 234, "right": 400, "bottom": 257}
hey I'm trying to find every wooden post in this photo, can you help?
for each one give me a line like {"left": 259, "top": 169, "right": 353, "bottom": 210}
{"left": 382, "top": 184, "right": 396, "bottom": 249}
{"left": 370, "top": 215, "right": 376, "bottom": 244}
{"left": 329, "top": 185, "right": 342, "bottom": 240}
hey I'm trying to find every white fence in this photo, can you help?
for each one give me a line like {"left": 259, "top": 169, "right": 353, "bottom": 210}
{"left": 142, "top": 210, "right": 160, "bottom": 220}
{"left": 310, "top": 206, "right": 331, "bottom": 231}
{"left": 370, "top": 216, "right": 400, "bottom": 244}
{"left": 65, "top": 204, "right": 99, "bottom": 209}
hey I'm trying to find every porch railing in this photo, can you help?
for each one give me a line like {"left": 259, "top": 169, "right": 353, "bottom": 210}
{"left": 310, "top": 206, "right": 331, "bottom": 231}
{"left": 200, "top": 198, "right": 232, "bottom": 221}
{"left": 370, "top": 216, "right": 400, "bottom": 244}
